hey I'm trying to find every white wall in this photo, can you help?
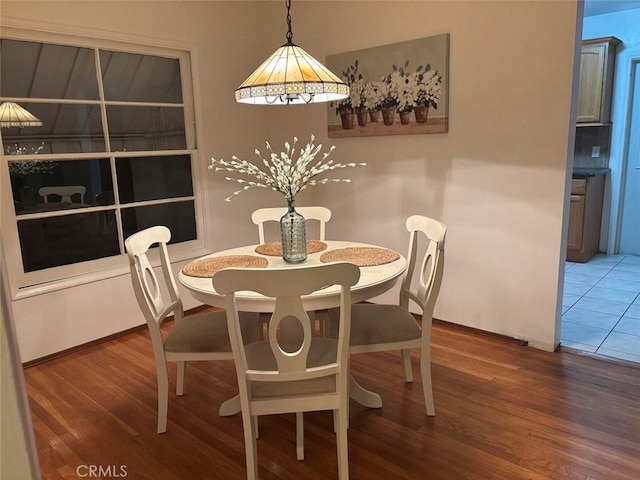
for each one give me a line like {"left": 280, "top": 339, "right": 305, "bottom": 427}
{"left": 1, "top": 0, "right": 580, "bottom": 361}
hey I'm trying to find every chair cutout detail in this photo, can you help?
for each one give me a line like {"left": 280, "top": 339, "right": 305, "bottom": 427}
{"left": 125, "top": 226, "right": 260, "bottom": 433}
{"left": 251, "top": 206, "right": 331, "bottom": 244}
{"left": 214, "top": 262, "right": 360, "bottom": 480}
{"left": 39, "top": 185, "right": 86, "bottom": 204}
{"left": 329, "top": 215, "right": 446, "bottom": 416}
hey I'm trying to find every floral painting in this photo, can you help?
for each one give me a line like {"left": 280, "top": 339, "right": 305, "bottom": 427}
{"left": 327, "top": 34, "right": 449, "bottom": 138}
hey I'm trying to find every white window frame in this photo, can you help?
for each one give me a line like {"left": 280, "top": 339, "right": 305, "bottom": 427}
{"left": 0, "top": 27, "right": 210, "bottom": 299}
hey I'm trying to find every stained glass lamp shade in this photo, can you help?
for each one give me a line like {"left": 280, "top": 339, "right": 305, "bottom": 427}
{"left": 0, "top": 102, "right": 43, "bottom": 128}
{"left": 235, "top": 0, "right": 348, "bottom": 105}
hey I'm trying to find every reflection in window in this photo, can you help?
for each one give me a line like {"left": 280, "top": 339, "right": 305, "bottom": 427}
{"left": 116, "top": 155, "right": 193, "bottom": 204}
{"left": 106, "top": 105, "right": 186, "bottom": 152}
{"left": 0, "top": 39, "right": 99, "bottom": 99}
{"left": 121, "top": 202, "right": 196, "bottom": 244}
{"left": 100, "top": 50, "right": 183, "bottom": 103}
{"left": 2, "top": 103, "right": 105, "bottom": 154}
{"left": 9, "top": 158, "right": 113, "bottom": 215}
{"left": 18, "top": 211, "right": 120, "bottom": 272}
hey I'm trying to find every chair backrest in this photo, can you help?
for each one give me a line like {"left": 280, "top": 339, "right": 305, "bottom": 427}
{"left": 400, "top": 215, "right": 446, "bottom": 320}
{"left": 214, "top": 262, "right": 359, "bottom": 385}
{"left": 125, "top": 226, "right": 184, "bottom": 347}
{"left": 251, "top": 206, "right": 332, "bottom": 244}
{"left": 39, "top": 185, "right": 86, "bottom": 204}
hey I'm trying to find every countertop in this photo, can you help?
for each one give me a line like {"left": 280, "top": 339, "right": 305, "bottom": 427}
{"left": 572, "top": 167, "right": 610, "bottom": 178}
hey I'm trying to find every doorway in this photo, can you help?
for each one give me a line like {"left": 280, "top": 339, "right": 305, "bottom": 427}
{"left": 617, "top": 60, "right": 640, "bottom": 253}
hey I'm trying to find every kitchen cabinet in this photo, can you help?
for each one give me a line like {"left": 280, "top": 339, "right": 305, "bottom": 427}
{"left": 567, "top": 174, "right": 605, "bottom": 263}
{"left": 577, "top": 37, "right": 620, "bottom": 125}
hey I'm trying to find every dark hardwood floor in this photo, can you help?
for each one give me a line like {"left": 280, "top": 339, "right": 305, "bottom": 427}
{"left": 24, "top": 321, "right": 640, "bottom": 479}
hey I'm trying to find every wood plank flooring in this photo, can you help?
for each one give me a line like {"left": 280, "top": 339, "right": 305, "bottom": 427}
{"left": 24, "top": 321, "right": 640, "bottom": 480}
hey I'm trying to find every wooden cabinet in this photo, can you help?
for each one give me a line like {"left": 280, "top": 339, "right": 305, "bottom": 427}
{"left": 577, "top": 37, "right": 620, "bottom": 125}
{"left": 567, "top": 176, "right": 605, "bottom": 262}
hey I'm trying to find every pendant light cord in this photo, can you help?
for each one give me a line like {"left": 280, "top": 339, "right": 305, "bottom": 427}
{"left": 285, "top": 0, "right": 293, "bottom": 44}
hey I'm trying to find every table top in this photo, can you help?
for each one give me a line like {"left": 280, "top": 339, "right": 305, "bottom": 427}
{"left": 179, "top": 240, "right": 407, "bottom": 312}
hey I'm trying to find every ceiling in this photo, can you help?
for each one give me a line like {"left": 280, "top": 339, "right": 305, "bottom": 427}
{"left": 583, "top": 0, "right": 640, "bottom": 17}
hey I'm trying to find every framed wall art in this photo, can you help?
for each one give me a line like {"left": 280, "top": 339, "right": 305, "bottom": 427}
{"left": 327, "top": 33, "right": 449, "bottom": 138}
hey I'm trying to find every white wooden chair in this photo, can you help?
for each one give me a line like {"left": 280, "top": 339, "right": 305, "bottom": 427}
{"left": 125, "top": 226, "right": 260, "bottom": 433}
{"left": 39, "top": 185, "right": 86, "bottom": 204}
{"left": 252, "top": 205, "right": 333, "bottom": 336}
{"left": 214, "top": 262, "right": 360, "bottom": 480}
{"left": 251, "top": 206, "right": 331, "bottom": 243}
{"left": 329, "top": 215, "right": 446, "bottom": 416}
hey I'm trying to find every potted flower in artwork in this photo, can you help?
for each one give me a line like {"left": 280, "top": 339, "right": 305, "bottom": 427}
{"left": 379, "top": 72, "right": 401, "bottom": 125}
{"left": 349, "top": 76, "right": 368, "bottom": 127}
{"left": 414, "top": 66, "right": 443, "bottom": 123}
{"left": 331, "top": 60, "right": 363, "bottom": 130}
{"left": 363, "top": 81, "right": 385, "bottom": 122}
{"left": 209, "top": 135, "right": 366, "bottom": 263}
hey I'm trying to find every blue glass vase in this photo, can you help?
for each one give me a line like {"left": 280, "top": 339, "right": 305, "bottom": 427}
{"left": 280, "top": 197, "right": 307, "bottom": 263}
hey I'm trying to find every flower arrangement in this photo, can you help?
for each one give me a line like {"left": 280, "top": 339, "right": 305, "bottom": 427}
{"left": 209, "top": 135, "right": 366, "bottom": 202}
{"left": 379, "top": 71, "right": 401, "bottom": 110}
{"left": 363, "top": 81, "right": 385, "bottom": 112}
{"left": 6, "top": 143, "right": 55, "bottom": 177}
{"left": 415, "top": 67, "right": 443, "bottom": 110}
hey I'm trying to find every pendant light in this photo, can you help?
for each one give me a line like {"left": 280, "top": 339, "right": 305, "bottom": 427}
{"left": 235, "top": 0, "right": 349, "bottom": 105}
{"left": 0, "top": 102, "right": 43, "bottom": 128}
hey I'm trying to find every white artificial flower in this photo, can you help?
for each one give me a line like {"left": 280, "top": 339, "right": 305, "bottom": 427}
{"left": 210, "top": 135, "right": 366, "bottom": 202}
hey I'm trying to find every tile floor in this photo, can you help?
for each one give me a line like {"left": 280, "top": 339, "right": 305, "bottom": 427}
{"left": 562, "top": 253, "right": 640, "bottom": 363}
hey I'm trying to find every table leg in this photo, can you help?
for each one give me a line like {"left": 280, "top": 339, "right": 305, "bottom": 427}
{"left": 349, "top": 375, "right": 382, "bottom": 408}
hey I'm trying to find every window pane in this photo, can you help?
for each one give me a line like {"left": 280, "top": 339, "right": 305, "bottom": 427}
{"left": 106, "top": 105, "right": 186, "bottom": 152}
{"left": 121, "top": 201, "right": 196, "bottom": 243}
{"left": 18, "top": 211, "right": 120, "bottom": 272}
{"left": 100, "top": 50, "right": 183, "bottom": 103}
{"left": 116, "top": 154, "right": 192, "bottom": 204}
{"left": 9, "top": 158, "right": 113, "bottom": 215}
{"left": 1, "top": 103, "right": 106, "bottom": 153}
{"left": 0, "top": 39, "right": 99, "bottom": 99}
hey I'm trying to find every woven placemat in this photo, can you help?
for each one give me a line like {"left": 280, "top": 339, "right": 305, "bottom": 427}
{"left": 320, "top": 247, "right": 400, "bottom": 267}
{"left": 182, "top": 255, "right": 268, "bottom": 278}
{"left": 255, "top": 240, "right": 328, "bottom": 256}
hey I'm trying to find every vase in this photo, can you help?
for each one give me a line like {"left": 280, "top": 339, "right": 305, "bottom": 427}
{"left": 399, "top": 111, "right": 411, "bottom": 125}
{"left": 382, "top": 107, "right": 396, "bottom": 125}
{"left": 340, "top": 112, "right": 354, "bottom": 130}
{"left": 369, "top": 110, "right": 380, "bottom": 122}
{"left": 280, "top": 197, "right": 307, "bottom": 263}
{"left": 357, "top": 110, "right": 368, "bottom": 127}
{"left": 414, "top": 105, "right": 429, "bottom": 123}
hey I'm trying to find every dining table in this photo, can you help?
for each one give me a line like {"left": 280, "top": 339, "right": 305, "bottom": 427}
{"left": 178, "top": 239, "right": 407, "bottom": 415}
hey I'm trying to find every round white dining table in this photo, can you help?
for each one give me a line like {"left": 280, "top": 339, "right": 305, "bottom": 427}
{"left": 178, "top": 240, "right": 407, "bottom": 414}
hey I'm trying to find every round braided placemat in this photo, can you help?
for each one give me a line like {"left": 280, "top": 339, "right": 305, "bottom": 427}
{"left": 255, "top": 240, "right": 327, "bottom": 256}
{"left": 320, "top": 247, "right": 400, "bottom": 267}
{"left": 182, "top": 255, "right": 268, "bottom": 278}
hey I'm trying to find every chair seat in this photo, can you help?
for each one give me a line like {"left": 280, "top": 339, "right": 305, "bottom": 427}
{"left": 165, "top": 311, "right": 260, "bottom": 353}
{"left": 328, "top": 304, "right": 421, "bottom": 347}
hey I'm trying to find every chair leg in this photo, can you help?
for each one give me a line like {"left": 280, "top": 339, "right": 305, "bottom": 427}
{"left": 335, "top": 407, "right": 349, "bottom": 480}
{"left": 296, "top": 412, "right": 304, "bottom": 460}
{"left": 242, "top": 412, "right": 259, "bottom": 480}
{"left": 253, "top": 415, "right": 259, "bottom": 439}
{"left": 401, "top": 348, "right": 413, "bottom": 382}
{"left": 176, "top": 361, "right": 186, "bottom": 396}
{"left": 157, "top": 363, "right": 170, "bottom": 434}
{"left": 420, "top": 353, "right": 435, "bottom": 416}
